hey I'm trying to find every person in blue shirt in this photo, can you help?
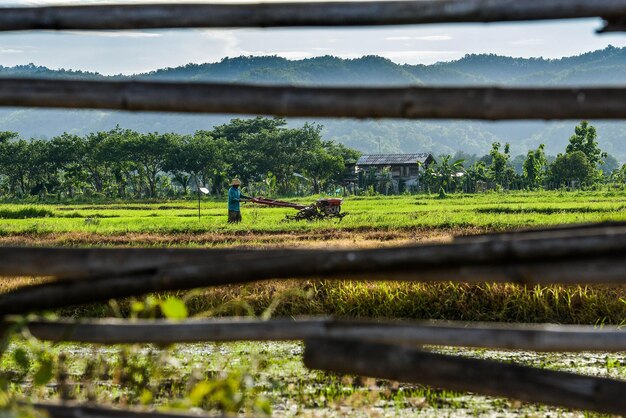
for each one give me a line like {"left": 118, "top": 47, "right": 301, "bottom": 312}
{"left": 227, "top": 178, "right": 251, "bottom": 223}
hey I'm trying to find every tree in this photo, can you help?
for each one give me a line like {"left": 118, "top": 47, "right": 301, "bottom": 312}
{"left": 489, "top": 142, "right": 514, "bottom": 189}
{"left": 0, "top": 118, "right": 363, "bottom": 200}
{"left": 49, "top": 133, "right": 88, "bottom": 197}
{"left": 547, "top": 151, "right": 595, "bottom": 188}
{"left": 123, "top": 132, "right": 176, "bottom": 198}
{"left": 1, "top": 139, "right": 31, "bottom": 196}
{"left": 601, "top": 154, "right": 620, "bottom": 176}
{"left": 0, "top": 132, "right": 18, "bottom": 195}
{"left": 566, "top": 121, "right": 606, "bottom": 167}
{"left": 313, "top": 141, "right": 361, "bottom": 193}
{"left": 523, "top": 144, "right": 548, "bottom": 189}
{"left": 433, "top": 155, "right": 465, "bottom": 193}
{"left": 0, "top": 131, "right": 18, "bottom": 144}
{"left": 164, "top": 132, "right": 225, "bottom": 195}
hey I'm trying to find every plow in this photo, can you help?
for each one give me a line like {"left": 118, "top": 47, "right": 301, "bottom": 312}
{"left": 250, "top": 197, "right": 347, "bottom": 221}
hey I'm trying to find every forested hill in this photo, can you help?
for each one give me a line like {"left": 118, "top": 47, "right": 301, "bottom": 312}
{"left": 0, "top": 46, "right": 625, "bottom": 159}
{"left": 144, "top": 45, "right": 626, "bottom": 86}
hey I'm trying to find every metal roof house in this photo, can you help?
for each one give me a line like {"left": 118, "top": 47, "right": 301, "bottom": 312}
{"left": 356, "top": 153, "right": 436, "bottom": 179}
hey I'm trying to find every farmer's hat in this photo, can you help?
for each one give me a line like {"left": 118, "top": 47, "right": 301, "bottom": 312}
{"left": 231, "top": 178, "right": 241, "bottom": 186}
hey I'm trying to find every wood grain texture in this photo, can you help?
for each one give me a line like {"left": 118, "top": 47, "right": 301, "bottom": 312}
{"left": 32, "top": 402, "right": 224, "bottom": 418}
{"left": 21, "top": 317, "right": 626, "bottom": 352}
{"left": 2, "top": 225, "right": 626, "bottom": 313}
{"left": 0, "top": 79, "right": 625, "bottom": 120}
{"left": 304, "top": 338, "right": 626, "bottom": 414}
{"left": 0, "top": 0, "right": 623, "bottom": 31}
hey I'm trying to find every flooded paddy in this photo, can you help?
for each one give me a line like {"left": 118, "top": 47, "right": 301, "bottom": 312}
{"left": 5, "top": 339, "right": 624, "bottom": 417}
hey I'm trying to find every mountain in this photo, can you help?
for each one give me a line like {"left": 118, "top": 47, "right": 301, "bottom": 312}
{"left": 0, "top": 46, "right": 625, "bottom": 160}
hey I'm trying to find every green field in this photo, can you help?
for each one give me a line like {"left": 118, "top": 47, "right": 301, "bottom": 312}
{"left": 2, "top": 190, "right": 626, "bottom": 417}
{"left": 2, "top": 190, "right": 626, "bottom": 239}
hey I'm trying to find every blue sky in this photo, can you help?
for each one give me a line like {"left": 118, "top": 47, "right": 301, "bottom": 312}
{"left": 0, "top": 1, "right": 624, "bottom": 75}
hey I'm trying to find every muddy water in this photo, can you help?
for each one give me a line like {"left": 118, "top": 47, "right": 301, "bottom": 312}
{"left": 44, "top": 341, "right": 626, "bottom": 417}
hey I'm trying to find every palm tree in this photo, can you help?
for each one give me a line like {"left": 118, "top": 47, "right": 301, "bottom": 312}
{"left": 434, "top": 155, "right": 465, "bottom": 193}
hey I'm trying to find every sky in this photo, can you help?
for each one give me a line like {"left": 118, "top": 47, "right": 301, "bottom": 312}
{"left": 0, "top": 0, "right": 624, "bottom": 75}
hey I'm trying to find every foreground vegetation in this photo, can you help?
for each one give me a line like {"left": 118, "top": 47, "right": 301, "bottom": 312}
{"left": 2, "top": 190, "right": 625, "bottom": 416}
{"left": 3, "top": 337, "right": 626, "bottom": 417}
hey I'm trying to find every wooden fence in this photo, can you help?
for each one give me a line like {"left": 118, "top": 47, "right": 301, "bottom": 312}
{"left": 1, "top": 1, "right": 626, "bottom": 417}
{"left": 0, "top": 0, "right": 625, "bottom": 31}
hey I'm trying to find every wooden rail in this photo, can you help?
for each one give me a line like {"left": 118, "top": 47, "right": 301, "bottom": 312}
{"left": 20, "top": 317, "right": 626, "bottom": 352}
{"left": 2, "top": 225, "right": 626, "bottom": 314}
{"left": 1, "top": 79, "right": 625, "bottom": 120}
{"left": 304, "top": 338, "right": 626, "bottom": 415}
{"left": 32, "top": 402, "right": 225, "bottom": 418}
{"left": 0, "top": 0, "right": 624, "bottom": 31}
{"left": 2, "top": 223, "right": 626, "bottom": 277}
{"left": 2, "top": 2, "right": 626, "bottom": 415}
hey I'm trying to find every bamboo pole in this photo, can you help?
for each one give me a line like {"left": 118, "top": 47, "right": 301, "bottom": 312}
{"left": 21, "top": 317, "right": 626, "bottom": 352}
{"left": 2, "top": 227, "right": 626, "bottom": 313}
{"left": 1, "top": 256, "right": 626, "bottom": 314}
{"left": 32, "top": 402, "right": 223, "bottom": 418}
{"left": 0, "top": 246, "right": 298, "bottom": 279}
{"left": 304, "top": 338, "right": 626, "bottom": 415}
{"left": 0, "top": 79, "right": 625, "bottom": 120}
{"left": 0, "top": 0, "right": 623, "bottom": 31}
{"left": 1, "top": 224, "right": 626, "bottom": 278}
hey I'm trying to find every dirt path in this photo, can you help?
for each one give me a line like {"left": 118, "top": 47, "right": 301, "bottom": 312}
{"left": 0, "top": 227, "right": 486, "bottom": 248}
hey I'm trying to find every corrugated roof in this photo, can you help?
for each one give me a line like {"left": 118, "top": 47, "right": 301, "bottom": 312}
{"left": 356, "top": 153, "right": 433, "bottom": 166}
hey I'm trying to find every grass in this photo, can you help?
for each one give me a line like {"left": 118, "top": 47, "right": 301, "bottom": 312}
{"left": 2, "top": 190, "right": 626, "bottom": 416}
{"left": 1, "top": 190, "right": 625, "bottom": 324}
{"left": 1, "top": 190, "right": 626, "bottom": 239}
{"left": 2, "top": 337, "right": 624, "bottom": 417}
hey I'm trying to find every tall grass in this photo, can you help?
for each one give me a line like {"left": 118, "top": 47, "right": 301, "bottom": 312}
{"left": 0, "top": 207, "right": 54, "bottom": 219}
{"left": 51, "top": 281, "right": 625, "bottom": 325}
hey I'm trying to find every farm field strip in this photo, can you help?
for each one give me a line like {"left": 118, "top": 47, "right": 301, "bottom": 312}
{"left": 1, "top": 191, "right": 626, "bottom": 239}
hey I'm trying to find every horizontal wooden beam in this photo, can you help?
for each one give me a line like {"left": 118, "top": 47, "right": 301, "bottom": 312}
{"left": 2, "top": 225, "right": 626, "bottom": 314}
{"left": 1, "top": 223, "right": 623, "bottom": 279}
{"left": 304, "top": 338, "right": 626, "bottom": 414}
{"left": 32, "top": 402, "right": 223, "bottom": 418}
{"left": 0, "top": 0, "right": 623, "bottom": 31}
{"left": 0, "top": 246, "right": 295, "bottom": 279}
{"left": 1, "top": 78, "right": 625, "bottom": 120}
{"left": 22, "top": 317, "right": 626, "bottom": 352}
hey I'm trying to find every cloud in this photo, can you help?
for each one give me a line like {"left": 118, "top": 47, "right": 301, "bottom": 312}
{"left": 509, "top": 38, "right": 544, "bottom": 46}
{"left": 198, "top": 30, "right": 243, "bottom": 57}
{"left": 385, "top": 35, "right": 452, "bottom": 41}
{"left": 0, "top": 47, "right": 23, "bottom": 53}
{"left": 378, "top": 50, "right": 459, "bottom": 63}
{"left": 238, "top": 50, "right": 316, "bottom": 60}
{"left": 63, "top": 30, "right": 161, "bottom": 38}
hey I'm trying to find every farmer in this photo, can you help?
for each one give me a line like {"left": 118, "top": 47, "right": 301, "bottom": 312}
{"left": 227, "top": 178, "right": 251, "bottom": 223}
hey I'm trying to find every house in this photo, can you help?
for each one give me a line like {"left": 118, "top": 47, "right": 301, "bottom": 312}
{"left": 355, "top": 153, "right": 436, "bottom": 179}
{"left": 355, "top": 153, "right": 436, "bottom": 193}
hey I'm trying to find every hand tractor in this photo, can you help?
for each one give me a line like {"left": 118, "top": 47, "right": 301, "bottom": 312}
{"left": 249, "top": 197, "right": 347, "bottom": 221}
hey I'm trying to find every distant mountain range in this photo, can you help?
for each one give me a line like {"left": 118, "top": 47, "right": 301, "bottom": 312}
{"left": 0, "top": 46, "right": 625, "bottom": 160}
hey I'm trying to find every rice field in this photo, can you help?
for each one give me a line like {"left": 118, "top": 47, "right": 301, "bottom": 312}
{"left": 2, "top": 190, "right": 626, "bottom": 417}
{"left": 1, "top": 190, "right": 626, "bottom": 243}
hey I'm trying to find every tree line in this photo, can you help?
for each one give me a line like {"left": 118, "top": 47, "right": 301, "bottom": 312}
{"left": 1, "top": 118, "right": 623, "bottom": 201}
{"left": 411, "top": 121, "right": 626, "bottom": 194}
{"left": 0, "top": 117, "right": 360, "bottom": 200}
